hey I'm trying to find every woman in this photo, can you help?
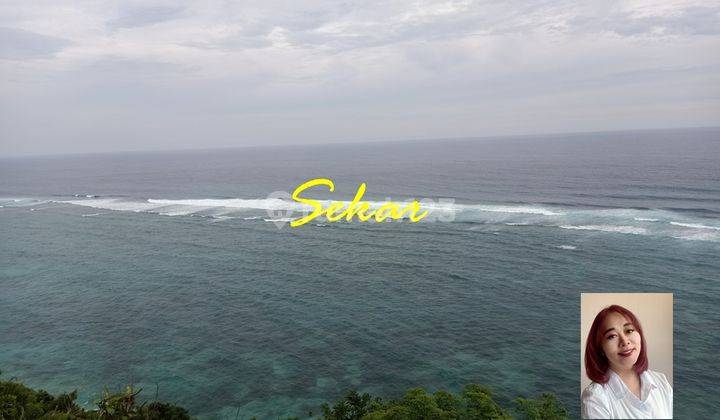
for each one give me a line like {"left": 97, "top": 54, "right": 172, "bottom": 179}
{"left": 582, "top": 305, "right": 672, "bottom": 419}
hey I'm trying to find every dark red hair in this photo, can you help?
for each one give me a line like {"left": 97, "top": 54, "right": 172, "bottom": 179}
{"left": 584, "top": 304, "right": 648, "bottom": 383}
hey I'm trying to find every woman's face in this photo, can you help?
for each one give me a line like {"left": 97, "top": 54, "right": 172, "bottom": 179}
{"left": 600, "top": 311, "right": 642, "bottom": 373}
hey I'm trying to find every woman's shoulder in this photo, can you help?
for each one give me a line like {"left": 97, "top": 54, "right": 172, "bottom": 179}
{"left": 644, "top": 369, "right": 673, "bottom": 391}
{"left": 582, "top": 381, "right": 613, "bottom": 418}
{"left": 582, "top": 380, "right": 610, "bottom": 399}
{"left": 582, "top": 382, "right": 610, "bottom": 402}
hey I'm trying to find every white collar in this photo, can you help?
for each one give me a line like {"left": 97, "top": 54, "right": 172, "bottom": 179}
{"left": 607, "top": 369, "right": 659, "bottom": 402}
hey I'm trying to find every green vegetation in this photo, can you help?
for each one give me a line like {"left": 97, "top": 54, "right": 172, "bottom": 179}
{"left": 319, "top": 385, "right": 568, "bottom": 420}
{"left": 1, "top": 371, "right": 567, "bottom": 420}
{"left": 0, "top": 372, "right": 189, "bottom": 420}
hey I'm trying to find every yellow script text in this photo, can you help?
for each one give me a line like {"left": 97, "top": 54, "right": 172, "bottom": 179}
{"left": 290, "top": 178, "right": 428, "bottom": 227}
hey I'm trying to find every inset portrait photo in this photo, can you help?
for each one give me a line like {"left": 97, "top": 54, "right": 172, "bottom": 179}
{"left": 580, "top": 293, "right": 673, "bottom": 419}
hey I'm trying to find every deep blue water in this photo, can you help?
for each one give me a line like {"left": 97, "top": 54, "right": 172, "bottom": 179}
{"left": 1, "top": 128, "right": 719, "bottom": 418}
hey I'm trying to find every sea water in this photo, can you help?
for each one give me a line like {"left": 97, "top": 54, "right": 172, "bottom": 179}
{"left": 1, "top": 127, "right": 719, "bottom": 418}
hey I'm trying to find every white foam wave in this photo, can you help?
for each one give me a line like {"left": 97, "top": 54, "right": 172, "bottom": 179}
{"left": 159, "top": 210, "right": 197, "bottom": 216}
{"left": 62, "top": 197, "right": 567, "bottom": 220}
{"left": 671, "top": 232, "right": 720, "bottom": 242}
{"left": 207, "top": 216, "right": 235, "bottom": 223}
{"left": 52, "top": 196, "right": 720, "bottom": 243}
{"left": 82, "top": 213, "right": 102, "bottom": 217}
{"left": 61, "top": 198, "right": 163, "bottom": 212}
{"left": 148, "top": 198, "right": 309, "bottom": 211}
{"left": 669, "top": 222, "right": 720, "bottom": 231}
{"left": 387, "top": 200, "right": 560, "bottom": 216}
{"left": 559, "top": 225, "right": 647, "bottom": 235}
{"left": 264, "top": 217, "right": 294, "bottom": 223}
{"left": 459, "top": 204, "right": 563, "bottom": 216}
{"left": 556, "top": 245, "right": 577, "bottom": 250}
{"left": 7, "top": 199, "right": 51, "bottom": 207}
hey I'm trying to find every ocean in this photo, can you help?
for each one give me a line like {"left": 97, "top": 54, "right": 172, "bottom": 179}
{"left": 1, "top": 127, "right": 719, "bottom": 418}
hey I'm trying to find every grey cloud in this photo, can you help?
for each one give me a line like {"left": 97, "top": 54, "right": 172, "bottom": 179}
{"left": 249, "top": 3, "right": 549, "bottom": 52}
{"left": 0, "top": 27, "right": 71, "bottom": 59}
{"left": 174, "top": 2, "right": 555, "bottom": 53}
{"left": 283, "top": 2, "right": 720, "bottom": 52}
{"left": 83, "top": 56, "right": 194, "bottom": 75}
{"left": 1, "top": 0, "right": 719, "bottom": 156}
{"left": 181, "top": 35, "right": 272, "bottom": 51}
{"left": 659, "top": 6, "right": 720, "bottom": 36}
{"left": 108, "top": 4, "right": 186, "bottom": 29}
{"left": 568, "top": 5, "right": 720, "bottom": 37}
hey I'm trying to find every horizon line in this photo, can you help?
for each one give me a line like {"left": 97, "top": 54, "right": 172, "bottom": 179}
{"left": 2, "top": 125, "right": 718, "bottom": 160}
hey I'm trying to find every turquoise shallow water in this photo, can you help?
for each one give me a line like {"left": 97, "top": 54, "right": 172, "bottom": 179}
{"left": 1, "top": 128, "right": 719, "bottom": 418}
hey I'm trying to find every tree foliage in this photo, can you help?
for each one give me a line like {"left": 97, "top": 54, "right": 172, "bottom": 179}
{"left": 320, "top": 384, "right": 568, "bottom": 420}
{"left": 0, "top": 372, "right": 189, "bottom": 420}
{"left": 1, "top": 370, "right": 567, "bottom": 420}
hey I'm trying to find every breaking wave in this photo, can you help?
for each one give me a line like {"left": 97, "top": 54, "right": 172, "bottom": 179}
{"left": 0, "top": 195, "right": 714, "bottom": 242}
{"left": 147, "top": 198, "right": 307, "bottom": 211}
{"left": 559, "top": 225, "right": 648, "bottom": 235}
{"left": 669, "top": 222, "right": 720, "bottom": 231}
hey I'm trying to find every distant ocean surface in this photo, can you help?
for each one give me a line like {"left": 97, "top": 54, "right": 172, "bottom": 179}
{"left": 1, "top": 128, "right": 719, "bottom": 418}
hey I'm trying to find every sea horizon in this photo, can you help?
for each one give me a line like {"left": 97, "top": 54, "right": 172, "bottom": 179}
{"left": 2, "top": 125, "right": 718, "bottom": 160}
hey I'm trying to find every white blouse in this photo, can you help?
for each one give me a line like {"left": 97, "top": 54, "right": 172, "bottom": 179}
{"left": 581, "top": 369, "right": 673, "bottom": 419}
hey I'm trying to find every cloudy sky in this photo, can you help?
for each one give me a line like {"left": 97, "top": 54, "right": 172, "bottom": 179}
{"left": 1, "top": 0, "right": 719, "bottom": 156}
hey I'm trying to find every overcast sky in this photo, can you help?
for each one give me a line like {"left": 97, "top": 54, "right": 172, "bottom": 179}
{"left": 1, "top": 0, "right": 719, "bottom": 156}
